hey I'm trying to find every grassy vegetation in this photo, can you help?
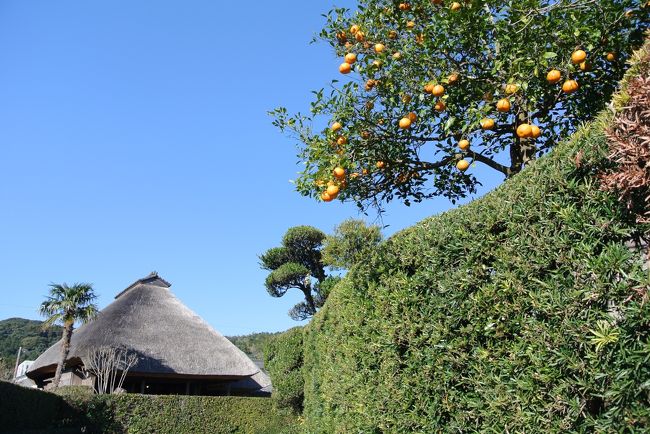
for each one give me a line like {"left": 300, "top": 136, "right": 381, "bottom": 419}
{"left": 226, "top": 332, "right": 280, "bottom": 363}
{"left": 298, "top": 43, "right": 650, "bottom": 433}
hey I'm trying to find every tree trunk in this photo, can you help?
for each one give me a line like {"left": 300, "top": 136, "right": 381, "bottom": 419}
{"left": 302, "top": 287, "right": 317, "bottom": 315}
{"left": 52, "top": 322, "right": 74, "bottom": 388}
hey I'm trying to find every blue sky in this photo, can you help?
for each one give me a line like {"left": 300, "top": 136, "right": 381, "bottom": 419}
{"left": 0, "top": 0, "right": 503, "bottom": 336}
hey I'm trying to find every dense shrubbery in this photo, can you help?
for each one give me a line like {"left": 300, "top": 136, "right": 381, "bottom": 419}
{"left": 0, "top": 381, "right": 298, "bottom": 434}
{"left": 301, "top": 42, "right": 650, "bottom": 433}
{"left": 264, "top": 327, "right": 305, "bottom": 413}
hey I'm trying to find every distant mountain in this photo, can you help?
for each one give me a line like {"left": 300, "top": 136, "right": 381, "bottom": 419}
{"left": 0, "top": 317, "right": 62, "bottom": 380}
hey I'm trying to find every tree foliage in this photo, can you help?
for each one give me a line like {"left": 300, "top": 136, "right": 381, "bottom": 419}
{"left": 271, "top": 0, "right": 648, "bottom": 210}
{"left": 0, "top": 318, "right": 61, "bottom": 380}
{"left": 260, "top": 226, "right": 328, "bottom": 320}
{"left": 322, "top": 219, "right": 383, "bottom": 269}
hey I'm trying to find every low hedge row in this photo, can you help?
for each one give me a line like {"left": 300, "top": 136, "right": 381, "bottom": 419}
{"left": 0, "top": 382, "right": 299, "bottom": 434}
{"left": 300, "top": 43, "right": 650, "bottom": 432}
{"left": 264, "top": 327, "right": 304, "bottom": 413}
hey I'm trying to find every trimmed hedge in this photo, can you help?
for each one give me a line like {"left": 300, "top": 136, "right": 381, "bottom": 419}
{"left": 0, "top": 381, "right": 299, "bottom": 434}
{"left": 301, "top": 43, "right": 650, "bottom": 433}
{"left": 264, "top": 327, "right": 304, "bottom": 413}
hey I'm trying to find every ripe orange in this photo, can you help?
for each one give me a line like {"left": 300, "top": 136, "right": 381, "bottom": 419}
{"left": 606, "top": 52, "right": 617, "bottom": 61}
{"left": 424, "top": 82, "right": 435, "bottom": 93}
{"left": 388, "top": 30, "right": 398, "bottom": 39}
{"left": 350, "top": 25, "right": 360, "bottom": 34}
{"left": 392, "top": 51, "right": 402, "bottom": 60}
{"left": 406, "top": 21, "right": 415, "bottom": 29}
{"left": 407, "top": 112, "right": 417, "bottom": 122}
{"left": 432, "top": 84, "right": 445, "bottom": 97}
{"left": 321, "top": 191, "right": 334, "bottom": 202}
{"left": 337, "top": 136, "right": 348, "bottom": 145}
{"left": 326, "top": 184, "right": 340, "bottom": 196}
{"left": 516, "top": 123, "right": 532, "bottom": 138}
{"left": 344, "top": 53, "right": 357, "bottom": 64}
{"left": 546, "top": 69, "right": 561, "bottom": 84}
{"left": 434, "top": 101, "right": 446, "bottom": 112}
{"left": 530, "top": 125, "right": 541, "bottom": 138}
{"left": 505, "top": 83, "right": 518, "bottom": 94}
{"left": 376, "top": 161, "right": 386, "bottom": 169}
{"left": 562, "top": 79, "right": 579, "bottom": 94}
{"left": 336, "top": 31, "right": 347, "bottom": 43}
{"left": 458, "top": 139, "right": 470, "bottom": 151}
{"left": 571, "top": 49, "right": 587, "bottom": 64}
{"left": 399, "top": 2, "right": 411, "bottom": 11}
{"left": 355, "top": 32, "right": 365, "bottom": 42}
{"left": 496, "top": 98, "right": 511, "bottom": 112}
{"left": 480, "top": 118, "right": 495, "bottom": 130}
{"left": 375, "top": 43, "right": 385, "bottom": 53}
{"left": 333, "top": 167, "right": 346, "bottom": 180}
{"left": 339, "top": 62, "right": 352, "bottom": 74}
{"left": 450, "top": 2, "right": 462, "bottom": 11}
{"left": 579, "top": 61, "right": 592, "bottom": 72}
{"left": 331, "top": 122, "right": 342, "bottom": 132}
{"left": 448, "top": 73, "right": 459, "bottom": 85}
{"left": 399, "top": 117, "right": 412, "bottom": 129}
{"left": 456, "top": 159, "right": 469, "bottom": 171}
{"left": 372, "top": 60, "right": 382, "bottom": 68}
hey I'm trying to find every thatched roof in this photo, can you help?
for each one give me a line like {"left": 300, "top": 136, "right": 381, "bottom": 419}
{"left": 27, "top": 273, "right": 262, "bottom": 382}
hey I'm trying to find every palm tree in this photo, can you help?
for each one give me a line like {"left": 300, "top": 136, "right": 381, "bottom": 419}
{"left": 40, "top": 282, "right": 98, "bottom": 388}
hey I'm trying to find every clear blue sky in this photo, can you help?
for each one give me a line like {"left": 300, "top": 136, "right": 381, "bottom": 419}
{"left": 0, "top": 1, "right": 502, "bottom": 336}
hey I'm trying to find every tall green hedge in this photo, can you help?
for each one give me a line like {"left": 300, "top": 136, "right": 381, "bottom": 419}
{"left": 264, "top": 327, "right": 304, "bottom": 413}
{"left": 301, "top": 44, "right": 650, "bottom": 433}
{"left": 0, "top": 381, "right": 299, "bottom": 434}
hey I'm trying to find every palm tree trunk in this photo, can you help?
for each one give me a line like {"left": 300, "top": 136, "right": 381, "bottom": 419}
{"left": 52, "top": 322, "right": 74, "bottom": 388}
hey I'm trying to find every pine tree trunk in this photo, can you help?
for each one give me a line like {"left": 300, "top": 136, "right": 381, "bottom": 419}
{"left": 52, "top": 322, "right": 74, "bottom": 388}
{"left": 302, "top": 287, "right": 317, "bottom": 315}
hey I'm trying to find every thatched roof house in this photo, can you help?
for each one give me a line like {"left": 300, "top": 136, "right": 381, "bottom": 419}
{"left": 27, "top": 273, "right": 271, "bottom": 396}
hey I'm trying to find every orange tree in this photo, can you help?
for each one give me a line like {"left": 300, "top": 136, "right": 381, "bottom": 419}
{"left": 271, "top": 0, "right": 648, "bottom": 210}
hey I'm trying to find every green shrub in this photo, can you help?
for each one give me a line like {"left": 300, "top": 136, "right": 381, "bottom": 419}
{"left": 264, "top": 327, "right": 304, "bottom": 413}
{"left": 0, "top": 381, "right": 299, "bottom": 434}
{"left": 301, "top": 43, "right": 650, "bottom": 433}
{"left": 0, "top": 381, "right": 79, "bottom": 432}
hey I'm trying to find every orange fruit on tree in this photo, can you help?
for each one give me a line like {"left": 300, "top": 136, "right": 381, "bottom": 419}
{"left": 546, "top": 69, "right": 561, "bottom": 84}
{"left": 350, "top": 25, "right": 360, "bottom": 34}
{"left": 355, "top": 32, "right": 365, "bottom": 42}
{"left": 375, "top": 43, "right": 385, "bottom": 53}
{"left": 321, "top": 191, "right": 334, "bottom": 202}
{"left": 579, "top": 61, "right": 592, "bottom": 72}
{"left": 362, "top": 168, "right": 369, "bottom": 175}
{"left": 326, "top": 184, "right": 340, "bottom": 196}
{"left": 424, "top": 82, "right": 435, "bottom": 93}
{"left": 399, "top": 117, "right": 412, "bottom": 129}
{"left": 516, "top": 123, "right": 532, "bottom": 138}
{"left": 399, "top": 2, "right": 411, "bottom": 11}
{"left": 388, "top": 30, "right": 398, "bottom": 39}
{"left": 333, "top": 167, "right": 346, "bottom": 180}
{"left": 496, "top": 98, "right": 511, "bottom": 112}
{"left": 562, "top": 79, "right": 579, "bottom": 94}
{"left": 606, "top": 52, "right": 617, "bottom": 61}
{"left": 372, "top": 60, "right": 382, "bottom": 68}
{"left": 505, "top": 83, "right": 518, "bottom": 94}
{"left": 434, "top": 101, "right": 446, "bottom": 112}
{"left": 448, "top": 73, "right": 459, "bottom": 85}
{"left": 376, "top": 161, "right": 386, "bottom": 169}
{"left": 571, "top": 49, "right": 587, "bottom": 64}
{"left": 415, "top": 33, "right": 424, "bottom": 44}
{"left": 432, "top": 84, "right": 445, "bottom": 97}
{"left": 480, "top": 118, "right": 495, "bottom": 130}
{"left": 339, "top": 62, "right": 352, "bottom": 74}
{"left": 530, "top": 125, "right": 541, "bottom": 138}
{"left": 392, "top": 51, "right": 402, "bottom": 60}
{"left": 456, "top": 159, "right": 469, "bottom": 171}
{"left": 450, "top": 2, "right": 462, "bottom": 11}
{"left": 402, "top": 94, "right": 412, "bottom": 103}
{"left": 361, "top": 131, "right": 371, "bottom": 139}
{"left": 407, "top": 112, "right": 417, "bottom": 122}
{"left": 406, "top": 21, "right": 416, "bottom": 29}
{"left": 350, "top": 172, "right": 360, "bottom": 179}
{"left": 344, "top": 53, "right": 357, "bottom": 64}
{"left": 458, "top": 139, "right": 470, "bottom": 151}
{"left": 337, "top": 136, "right": 348, "bottom": 145}
{"left": 336, "top": 31, "right": 347, "bottom": 43}
{"left": 331, "top": 122, "right": 342, "bottom": 132}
